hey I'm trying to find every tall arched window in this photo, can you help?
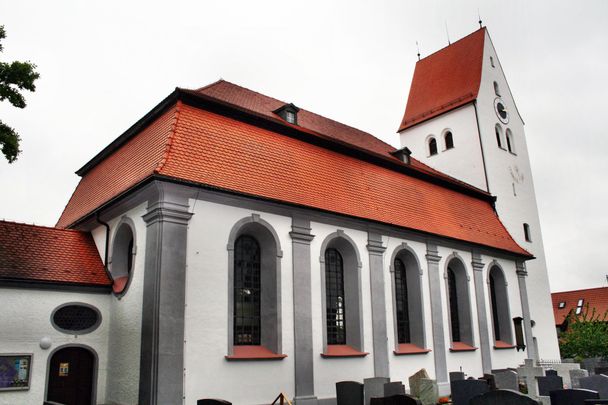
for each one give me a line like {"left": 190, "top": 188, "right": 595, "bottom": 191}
{"left": 110, "top": 221, "right": 136, "bottom": 295}
{"left": 506, "top": 129, "right": 515, "bottom": 153}
{"left": 234, "top": 235, "right": 261, "bottom": 345}
{"left": 494, "top": 81, "right": 501, "bottom": 96}
{"left": 325, "top": 248, "right": 346, "bottom": 345}
{"left": 446, "top": 258, "right": 474, "bottom": 349}
{"left": 394, "top": 258, "right": 410, "bottom": 343}
{"left": 489, "top": 265, "right": 513, "bottom": 345}
{"left": 447, "top": 267, "right": 461, "bottom": 342}
{"left": 428, "top": 137, "right": 438, "bottom": 156}
{"left": 444, "top": 131, "right": 454, "bottom": 150}
{"left": 495, "top": 124, "right": 503, "bottom": 148}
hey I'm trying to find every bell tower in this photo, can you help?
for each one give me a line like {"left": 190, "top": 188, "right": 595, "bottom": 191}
{"left": 398, "top": 28, "right": 560, "bottom": 360}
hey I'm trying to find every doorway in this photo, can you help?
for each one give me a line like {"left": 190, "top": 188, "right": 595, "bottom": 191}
{"left": 47, "top": 346, "right": 95, "bottom": 405}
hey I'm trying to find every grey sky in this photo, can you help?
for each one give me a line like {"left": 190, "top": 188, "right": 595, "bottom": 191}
{"left": 0, "top": 0, "right": 606, "bottom": 292}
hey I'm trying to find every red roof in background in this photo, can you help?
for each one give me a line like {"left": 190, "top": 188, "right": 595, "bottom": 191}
{"left": 552, "top": 287, "right": 608, "bottom": 326}
{"left": 399, "top": 28, "right": 486, "bottom": 131}
{"left": 0, "top": 220, "right": 110, "bottom": 287}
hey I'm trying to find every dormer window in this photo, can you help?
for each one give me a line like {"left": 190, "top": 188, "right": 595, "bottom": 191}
{"left": 274, "top": 103, "right": 300, "bottom": 125}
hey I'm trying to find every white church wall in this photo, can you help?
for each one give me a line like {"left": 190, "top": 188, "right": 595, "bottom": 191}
{"left": 183, "top": 199, "right": 295, "bottom": 405}
{"left": 398, "top": 104, "right": 487, "bottom": 191}
{"left": 0, "top": 288, "right": 110, "bottom": 405}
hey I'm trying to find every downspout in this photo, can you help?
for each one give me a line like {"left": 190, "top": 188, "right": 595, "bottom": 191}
{"left": 96, "top": 211, "right": 113, "bottom": 282}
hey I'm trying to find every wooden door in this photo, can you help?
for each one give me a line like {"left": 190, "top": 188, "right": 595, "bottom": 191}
{"left": 47, "top": 347, "right": 95, "bottom": 405}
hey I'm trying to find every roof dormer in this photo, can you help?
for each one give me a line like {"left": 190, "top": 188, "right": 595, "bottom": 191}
{"left": 274, "top": 103, "right": 300, "bottom": 125}
{"left": 390, "top": 146, "right": 412, "bottom": 164}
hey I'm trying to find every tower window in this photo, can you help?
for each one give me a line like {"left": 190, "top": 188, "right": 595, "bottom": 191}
{"left": 444, "top": 131, "right": 454, "bottom": 150}
{"left": 506, "top": 129, "right": 515, "bottom": 153}
{"left": 495, "top": 124, "right": 504, "bottom": 149}
{"left": 523, "top": 223, "right": 531, "bottom": 242}
{"left": 494, "top": 81, "right": 501, "bottom": 97}
{"left": 490, "top": 56, "right": 495, "bottom": 68}
{"left": 428, "top": 137, "right": 438, "bottom": 156}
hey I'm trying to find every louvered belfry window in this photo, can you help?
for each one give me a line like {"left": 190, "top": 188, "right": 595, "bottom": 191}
{"left": 234, "top": 235, "right": 261, "bottom": 345}
{"left": 325, "top": 248, "right": 346, "bottom": 345}
{"left": 394, "top": 257, "right": 411, "bottom": 343}
{"left": 448, "top": 267, "right": 461, "bottom": 342}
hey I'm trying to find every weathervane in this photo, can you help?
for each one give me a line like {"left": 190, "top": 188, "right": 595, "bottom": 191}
{"left": 416, "top": 41, "right": 421, "bottom": 61}
{"left": 478, "top": 9, "right": 483, "bottom": 28}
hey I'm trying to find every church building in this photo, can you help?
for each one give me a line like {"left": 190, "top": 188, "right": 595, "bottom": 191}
{"left": 0, "top": 28, "right": 559, "bottom": 405}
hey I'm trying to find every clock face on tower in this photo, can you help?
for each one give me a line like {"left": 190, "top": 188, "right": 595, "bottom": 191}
{"left": 494, "top": 97, "right": 509, "bottom": 124}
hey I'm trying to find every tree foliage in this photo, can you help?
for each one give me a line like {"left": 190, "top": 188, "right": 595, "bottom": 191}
{"left": 559, "top": 304, "right": 608, "bottom": 360}
{"left": 0, "top": 25, "right": 40, "bottom": 163}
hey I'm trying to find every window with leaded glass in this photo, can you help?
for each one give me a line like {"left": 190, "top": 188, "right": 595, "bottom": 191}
{"left": 325, "top": 248, "right": 346, "bottom": 345}
{"left": 448, "top": 267, "right": 461, "bottom": 342}
{"left": 489, "top": 273, "right": 501, "bottom": 340}
{"left": 234, "top": 235, "right": 261, "bottom": 345}
{"left": 394, "top": 257, "right": 411, "bottom": 343}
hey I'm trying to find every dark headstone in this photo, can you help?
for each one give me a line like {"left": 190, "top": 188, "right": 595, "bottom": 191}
{"left": 337, "top": 381, "right": 364, "bottom": 405}
{"left": 580, "top": 375, "right": 608, "bottom": 398}
{"left": 482, "top": 373, "right": 497, "bottom": 391}
{"left": 370, "top": 394, "right": 422, "bottom": 405}
{"left": 596, "top": 367, "right": 608, "bottom": 376}
{"left": 450, "top": 371, "right": 465, "bottom": 382}
{"left": 571, "top": 369, "right": 591, "bottom": 388}
{"left": 549, "top": 389, "right": 599, "bottom": 405}
{"left": 365, "top": 377, "right": 390, "bottom": 405}
{"left": 546, "top": 369, "right": 558, "bottom": 376}
{"left": 537, "top": 374, "right": 564, "bottom": 396}
{"left": 197, "top": 400, "right": 232, "bottom": 405}
{"left": 384, "top": 381, "right": 405, "bottom": 397}
{"left": 450, "top": 379, "right": 490, "bottom": 405}
{"left": 469, "top": 389, "right": 541, "bottom": 405}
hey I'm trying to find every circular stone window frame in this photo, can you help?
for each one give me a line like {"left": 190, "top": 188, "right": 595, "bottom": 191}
{"left": 50, "top": 302, "right": 102, "bottom": 335}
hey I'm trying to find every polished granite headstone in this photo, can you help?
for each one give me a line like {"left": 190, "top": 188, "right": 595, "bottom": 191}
{"left": 369, "top": 394, "right": 422, "bottom": 405}
{"left": 469, "top": 389, "right": 541, "bottom": 405}
{"left": 580, "top": 375, "right": 608, "bottom": 398}
{"left": 197, "top": 400, "right": 232, "bottom": 405}
{"left": 537, "top": 374, "right": 564, "bottom": 396}
{"left": 549, "top": 388, "right": 599, "bottom": 405}
{"left": 364, "top": 377, "right": 390, "bottom": 405}
{"left": 450, "top": 379, "right": 490, "bottom": 405}
{"left": 494, "top": 370, "right": 519, "bottom": 391}
{"left": 384, "top": 381, "right": 405, "bottom": 397}
{"left": 571, "top": 369, "right": 590, "bottom": 389}
{"left": 336, "top": 381, "right": 364, "bottom": 405}
{"left": 449, "top": 371, "right": 465, "bottom": 382}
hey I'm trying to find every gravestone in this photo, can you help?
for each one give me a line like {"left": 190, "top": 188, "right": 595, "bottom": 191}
{"left": 549, "top": 388, "right": 599, "bottom": 405}
{"left": 469, "top": 389, "right": 541, "bottom": 405}
{"left": 580, "top": 375, "right": 608, "bottom": 398}
{"left": 370, "top": 394, "right": 422, "bottom": 405}
{"left": 548, "top": 363, "right": 582, "bottom": 388}
{"left": 197, "top": 400, "right": 232, "bottom": 405}
{"left": 571, "top": 369, "right": 590, "bottom": 389}
{"left": 450, "top": 379, "right": 490, "bottom": 405}
{"left": 418, "top": 378, "right": 438, "bottom": 405}
{"left": 450, "top": 371, "right": 465, "bottom": 382}
{"left": 384, "top": 381, "right": 406, "bottom": 397}
{"left": 408, "top": 369, "right": 430, "bottom": 398}
{"left": 365, "top": 377, "right": 390, "bottom": 405}
{"left": 494, "top": 370, "right": 519, "bottom": 391}
{"left": 536, "top": 374, "right": 564, "bottom": 396}
{"left": 582, "top": 358, "right": 608, "bottom": 376}
{"left": 518, "top": 359, "right": 546, "bottom": 397}
{"left": 546, "top": 370, "right": 558, "bottom": 376}
{"left": 336, "top": 381, "right": 364, "bottom": 405}
{"left": 482, "top": 373, "right": 497, "bottom": 391}
{"left": 596, "top": 367, "right": 608, "bottom": 376}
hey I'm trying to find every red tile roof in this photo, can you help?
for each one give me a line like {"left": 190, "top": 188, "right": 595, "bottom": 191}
{"left": 552, "top": 287, "right": 608, "bottom": 326}
{"left": 0, "top": 220, "right": 110, "bottom": 287}
{"left": 57, "top": 94, "right": 529, "bottom": 256}
{"left": 399, "top": 28, "right": 486, "bottom": 131}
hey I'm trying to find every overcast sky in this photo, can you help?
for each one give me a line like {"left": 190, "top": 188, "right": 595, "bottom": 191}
{"left": 1, "top": 0, "right": 606, "bottom": 292}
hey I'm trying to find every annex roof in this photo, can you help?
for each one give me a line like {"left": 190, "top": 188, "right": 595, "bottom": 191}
{"left": 552, "top": 287, "right": 608, "bottom": 326}
{"left": 399, "top": 28, "right": 486, "bottom": 131}
{"left": 0, "top": 220, "right": 110, "bottom": 288}
{"left": 56, "top": 81, "right": 529, "bottom": 257}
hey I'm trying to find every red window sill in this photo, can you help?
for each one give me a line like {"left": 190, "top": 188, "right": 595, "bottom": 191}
{"left": 449, "top": 342, "right": 478, "bottom": 352}
{"left": 321, "top": 345, "right": 368, "bottom": 358}
{"left": 494, "top": 340, "right": 516, "bottom": 350}
{"left": 394, "top": 343, "right": 431, "bottom": 355}
{"left": 225, "top": 345, "right": 287, "bottom": 360}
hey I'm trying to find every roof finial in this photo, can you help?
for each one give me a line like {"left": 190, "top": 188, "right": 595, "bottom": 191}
{"left": 445, "top": 21, "right": 451, "bottom": 45}
{"left": 478, "top": 9, "right": 483, "bottom": 28}
{"left": 416, "top": 41, "right": 421, "bottom": 61}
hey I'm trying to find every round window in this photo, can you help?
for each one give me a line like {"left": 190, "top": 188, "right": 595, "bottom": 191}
{"left": 52, "top": 304, "right": 101, "bottom": 334}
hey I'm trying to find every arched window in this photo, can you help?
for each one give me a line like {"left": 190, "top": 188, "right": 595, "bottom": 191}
{"left": 523, "top": 223, "right": 532, "bottom": 242}
{"left": 494, "top": 81, "right": 501, "bottom": 96}
{"left": 490, "top": 56, "right": 495, "bottom": 68}
{"left": 495, "top": 124, "right": 503, "bottom": 149}
{"left": 506, "top": 129, "right": 515, "bottom": 153}
{"left": 446, "top": 258, "right": 474, "bottom": 348}
{"left": 489, "top": 266, "right": 513, "bottom": 346}
{"left": 392, "top": 247, "right": 426, "bottom": 353}
{"left": 428, "top": 137, "right": 438, "bottom": 156}
{"left": 325, "top": 248, "right": 346, "bottom": 345}
{"left": 444, "top": 131, "right": 454, "bottom": 150}
{"left": 234, "top": 235, "right": 261, "bottom": 345}
{"left": 110, "top": 221, "right": 136, "bottom": 295}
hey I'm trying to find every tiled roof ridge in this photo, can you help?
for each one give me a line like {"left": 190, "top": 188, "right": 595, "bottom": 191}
{"left": 418, "top": 27, "right": 486, "bottom": 63}
{"left": 553, "top": 286, "right": 608, "bottom": 295}
{"left": 1, "top": 218, "right": 87, "bottom": 234}
{"left": 154, "top": 100, "right": 182, "bottom": 173}
{"left": 196, "top": 79, "right": 397, "bottom": 152}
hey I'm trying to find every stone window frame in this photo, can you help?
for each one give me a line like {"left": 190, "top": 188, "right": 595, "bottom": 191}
{"left": 444, "top": 253, "right": 476, "bottom": 350}
{"left": 427, "top": 135, "right": 438, "bottom": 156}
{"left": 487, "top": 262, "right": 514, "bottom": 347}
{"left": 442, "top": 129, "right": 455, "bottom": 151}
{"left": 319, "top": 230, "right": 365, "bottom": 357}
{"left": 50, "top": 302, "right": 102, "bottom": 335}
{"left": 495, "top": 123, "right": 505, "bottom": 150}
{"left": 108, "top": 217, "right": 137, "bottom": 298}
{"left": 226, "top": 214, "right": 285, "bottom": 359}
{"left": 389, "top": 243, "right": 429, "bottom": 355}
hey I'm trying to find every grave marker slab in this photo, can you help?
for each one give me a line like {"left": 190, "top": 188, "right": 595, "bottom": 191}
{"left": 450, "top": 371, "right": 465, "bottom": 382}
{"left": 197, "top": 400, "right": 232, "bottom": 405}
{"left": 536, "top": 374, "right": 564, "bottom": 396}
{"left": 580, "top": 375, "right": 608, "bottom": 398}
{"left": 418, "top": 378, "right": 438, "bottom": 405}
{"left": 408, "top": 369, "right": 430, "bottom": 398}
{"left": 571, "top": 369, "right": 590, "bottom": 389}
{"left": 370, "top": 394, "right": 422, "bottom": 405}
{"left": 469, "top": 389, "right": 541, "bottom": 405}
{"left": 494, "top": 370, "right": 519, "bottom": 391}
{"left": 365, "top": 377, "right": 390, "bottom": 405}
{"left": 336, "top": 381, "right": 364, "bottom": 405}
{"left": 546, "top": 370, "right": 558, "bottom": 376}
{"left": 549, "top": 388, "right": 599, "bottom": 405}
{"left": 450, "top": 379, "right": 489, "bottom": 405}
{"left": 518, "top": 359, "right": 545, "bottom": 397}
{"left": 384, "top": 382, "right": 405, "bottom": 397}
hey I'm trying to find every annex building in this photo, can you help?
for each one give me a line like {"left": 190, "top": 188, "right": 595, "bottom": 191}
{"left": 0, "top": 28, "right": 559, "bottom": 405}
